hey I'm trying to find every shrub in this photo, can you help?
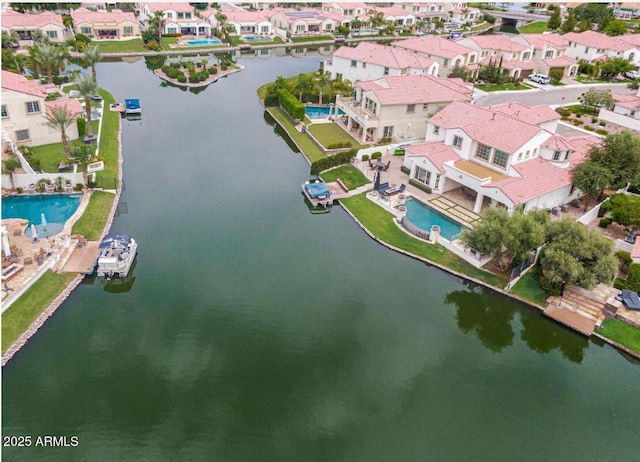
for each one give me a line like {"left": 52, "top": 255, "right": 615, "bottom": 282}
{"left": 327, "top": 141, "right": 352, "bottom": 149}
{"left": 596, "top": 129, "right": 608, "bottom": 135}
{"left": 361, "top": 154, "right": 369, "bottom": 161}
{"left": 599, "top": 121, "right": 606, "bottom": 127}
{"left": 16, "top": 187, "right": 23, "bottom": 194}
{"left": 409, "top": 178, "right": 431, "bottom": 193}
{"left": 561, "top": 116, "right": 570, "bottom": 121}
{"left": 277, "top": 88, "right": 305, "bottom": 121}
{"left": 540, "top": 275, "right": 563, "bottom": 296}
{"left": 626, "top": 263, "right": 640, "bottom": 292}
{"left": 310, "top": 149, "right": 357, "bottom": 175}
{"left": 616, "top": 251, "right": 632, "bottom": 273}
{"left": 591, "top": 117, "right": 598, "bottom": 123}
{"left": 77, "top": 118, "right": 87, "bottom": 137}
{"left": 556, "top": 108, "right": 571, "bottom": 117}
{"left": 221, "top": 63, "right": 228, "bottom": 70}
{"left": 584, "top": 125, "right": 595, "bottom": 131}
{"left": 614, "top": 278, "right": 627, "bottom": 290}
{"left": 146, "top": 39, "right": 160, "bottom": 51}
{"left": 163, "top": 32, "right": 183, "bottom": 38}
{"left": 572, "top": 119, "right": 584, "bottom": 125}
{"left": 188, "top": 74, "right": 200, "bottom": 83}
{"left": 379, "top": 137, "right": 392, "bottom": 144}
{"left": 371, "top": 151, "right": 382, "bottom": 159}
{"left": 599, "top": 217, "right": 612, "bottom": 228}
{"left": 177, "top": 75, "right": 187, "bottom": 83}
{"left": 400, "top": 165, "right": 410, "bottom": 175}
{"left": 208, "top": 67, "right": 218, "bottom": 74}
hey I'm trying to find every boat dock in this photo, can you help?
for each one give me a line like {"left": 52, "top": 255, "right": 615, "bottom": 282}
{"left": 109, "top": 103, "right": 125, "bottom": 114}
{"left": 545, "top": 285, "right": 620, "bottom": 335}
{"left": 60, "top": 241, "right": 100, "bottom": 274}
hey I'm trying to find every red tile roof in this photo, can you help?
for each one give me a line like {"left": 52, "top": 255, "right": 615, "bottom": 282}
{"left": 564, "top": 31, "right": 635, "bottom": 52}
{"left": 405, "top": 141, "right": 460, "bottom": 173}
{"left": 465, "top": 34, "right": 527, "bottom": 53}
{"left": 519, "top": 33, "right": 568, "bottom": 50}
{"left": 1, "top": 70, "right": 47, "bottom": 98}
{"left": 332, "top": 41, "right": 434, "bottom": 70}
{"left": 631, "top": 238, "right": 640, "bottom": 259}
{"left": 70, "top": 8, "right": 137, "bottom": 25}
{"left": 357, "top": 75, "right": 471, "bottom": 105}
{"left": 542, "top": 134, "right": 576, "bottom": 152}
{"left": 45, "top": 98, "right": 83, "bottom": 117}
{"left": 143, "top": 2, "right": 194, "bottom": 13}
{"left": 394, "top": 35, "right": 473, "bottom": 59}
{"left": 1, "top": 9, "right": 64, "bottom": 28}
{"left": 488, "top": 102, "right": 560, "bottom": 125}
{"left": 613, "top": 92, "right": 640, "bottom": 110}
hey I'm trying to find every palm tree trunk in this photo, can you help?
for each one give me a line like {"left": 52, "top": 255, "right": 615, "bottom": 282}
{"left": 91, "top": 66, "right": 97, "bottom": 84}
{"left": 47, "top": 67, "right": 53, "bottom": 84}
{"left": 319, "top": 88, "right": 323, "bottom": 105}
{"left": 62, "top": 130, "right": 69, "bottom": 158}
{"left": 86, "top": 100, "right": 93, "bottom": 137}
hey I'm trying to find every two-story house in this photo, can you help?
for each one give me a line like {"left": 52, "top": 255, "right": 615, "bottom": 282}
{"left": 324, "top": 42, "right": 438, "bottom": 82}
{"left": 202, "top": 9, "right": 273, "bottom": 35}
{"left": 2, "top": 71, "right": 82, "bottom": 147}
{"left": 321, "top": 2, "right": 368, "bottom": 18}
{"left": 70, "top": 8, "right": 140, "bottom": 40}
{"left": 458, "top": 34, "right": 536, "bottom": 80}
{"left": 402, "top": 101, "right": 599, "bottom": 213}
{"left": 563, "top": 30, "right": 640, "bottom": 68}
{"left": 1, "top": 9, "right": 66, "bottom": 43}
{"left": 139, "top": 2, "right": 211, "bottom": 37}
{"left": 393, "top": 35, "right": 477, "bottom": 78}
{"left": 270, "top": 10, "right": 339, "bottom": 37}
{"left": 513, "top": 33, "right": 579, "bottom": 78}
{"left": 335, "top": 74, "right": 471, "bottom": 144}
{"left": 367, "top": 6, "right": 416, "bottom": 27}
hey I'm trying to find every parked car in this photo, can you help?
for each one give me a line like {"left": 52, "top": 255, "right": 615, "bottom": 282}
{"left": 528, "top": 74, "right": 550, "bottom": 84}
{"left": 625, "top": 70, "right": 640, "bottom": 79}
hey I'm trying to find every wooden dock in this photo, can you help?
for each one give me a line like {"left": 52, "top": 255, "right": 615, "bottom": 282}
{"left": 61, "top": 242, "right": 100, "bottom": 274}
{"left": 109, "top": 102, "right": 125, "bottom": 114}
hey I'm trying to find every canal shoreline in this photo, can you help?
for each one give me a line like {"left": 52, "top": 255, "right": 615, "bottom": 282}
{"left": 1, "top": 90, "right": 125, "bottom": 367}
{"left": 261, "top": 98, "right": 640, "bottom": 361}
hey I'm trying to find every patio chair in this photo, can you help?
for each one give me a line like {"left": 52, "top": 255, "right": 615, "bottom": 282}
{"left": 23, "top": 255, "right": 33, "bottom": 265}
{"left": 383, "top": 160, "right": 391, "bottom": 171}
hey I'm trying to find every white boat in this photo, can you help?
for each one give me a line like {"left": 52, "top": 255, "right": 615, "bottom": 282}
{"left": 124, "top": 99, "right": 141, "bottom": 115}
{"left": 96, "top": 233, "right": 137, "bottom": 278}
{"left": 302, "top": 179, "right": 332, "bottom": 208}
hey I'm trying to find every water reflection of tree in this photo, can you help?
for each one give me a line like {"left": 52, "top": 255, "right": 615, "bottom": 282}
{"left": 445, "top": 288, "right": 514, "bottom": 353}
{"left": 520, "top": 310, "right": 587, "bottom": 364}
{"left": 262, "top": 111, "right": 299, "bottom": 153}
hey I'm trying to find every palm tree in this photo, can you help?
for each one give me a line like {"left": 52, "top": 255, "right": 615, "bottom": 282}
{"left": 214, "top": 13, "right": 227, "bottom": 34}
{"left": 32, "top": 43, "right": 67, "bottom": 84}
{"left": 148, "top": 10, "right": 164, "bottom": 44}
{"left": 83, "top": 44, "right": 101, "bottom": 85}
{"left": 68, "top": 143, "right": 97, "bottom": 186}
{"left": 1, "top": 157, "right": 22, "bottom": 190}
{"left": 316, "top": 71, "right": 330, "bottom": 104}
{"left": 44, "top": 104, "right": 77, "bottom": 158}
{"left": 74, "top": 72, "right": 98, "bottom": 138}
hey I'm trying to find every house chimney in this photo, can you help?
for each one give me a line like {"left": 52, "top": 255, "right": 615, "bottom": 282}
{"left": 492, "top": 113, "right": 496, "bottom": 120}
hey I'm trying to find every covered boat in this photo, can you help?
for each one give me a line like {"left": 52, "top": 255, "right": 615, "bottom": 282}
{"left": 124, "top": 99, "right": 141, "bottom": 115}
{"left": 302, "top": 179, "right": 332, "bottom": 208}
{"left": 96, "top": 233, "right": 137, "bottom": 278}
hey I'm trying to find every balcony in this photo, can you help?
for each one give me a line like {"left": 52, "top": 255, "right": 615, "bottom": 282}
{"left": 335, "top": 95, "right": 378, "bottom": 126}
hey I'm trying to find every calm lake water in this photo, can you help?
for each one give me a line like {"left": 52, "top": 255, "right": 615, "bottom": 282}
{"left": 3, "top": 52, "right": 640, "bottom": 461}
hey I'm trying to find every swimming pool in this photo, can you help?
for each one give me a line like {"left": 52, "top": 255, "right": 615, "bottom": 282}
{"left": 305, "top": 105, "right": 346, "bottom": 119}
{"left": 2, "top": 194, "right": 82, "bottom": 238}
{"left": 243, "top": 35, "right": 270, "bottom": 42}
{"left": 186, "top": 39, "right": 221, "bottom": 46}
{"left": 404, "top": 197, "right": 463, "bottom": 241}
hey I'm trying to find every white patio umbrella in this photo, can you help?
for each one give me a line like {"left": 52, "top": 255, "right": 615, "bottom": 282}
{"left": 31, "top": 223, "right": 38, "bottom": 242}
{"left": 1, "top": 226, "right": 10, "bottom": 258}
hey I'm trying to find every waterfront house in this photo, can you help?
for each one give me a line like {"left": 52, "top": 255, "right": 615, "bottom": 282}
{"left": 563, "top": 31, "right": 640, "bottom": 68}
{"left": 269, "top": 10, "right": 339, "bottom": 37}
{"left": 202, "top": 9, "right": 273, "bottom": 35}
{"left": 70, "top": 7, "right": 140, "bottom": 40}
{"left": 139, "top": 2, "right": 211, "bottom": 37}
{"left": 393, "top": 35, "right": 477, "bottom": 78}
{"left": 325, "top": 41, "right": 438, "bottom": 82}
{"left": 402, "top": 101, "right": 600, "bottom": 213}
{"left": 335, "top": 74, "right": 471, "bottom": 144}
{"left": 457, "top": 34, "right": 536, "bottom": 80}
{"left": 367, "top": 6, "right": 416, "bottom": 27}
{"left": 321, "top": 2, "right": 368, "bottom": 18}
{"left": 1, "top": 71, "right": 82, "bottom": 147}
{"left": 1, "top": 9, "right": 66, "bottom": 43}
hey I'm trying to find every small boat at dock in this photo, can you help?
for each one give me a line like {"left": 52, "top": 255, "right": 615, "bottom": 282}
{"left": 302, "top": 179, "right": 332, "bottom": 208}
{"left": 96, "top": 233, "right": 137, "bottom": 278}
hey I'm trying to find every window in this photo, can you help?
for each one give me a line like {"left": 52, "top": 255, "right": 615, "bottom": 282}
{"left": 364, "top": 98, "right": 377, "bottom": 113}
{"left": 553, "top": 150, "right": 561, "bottom": 161}
{"left": 336, "top": 73, "right": 342, "bottom": 80}
{"left": 166, "top": 12, "right": 173, "bottom": 19}
{"left": 435, "top": 174, "right": 441, "bottom": 189}
{"left": 433, "top": 125, "right": 439, "bottom": 135}
{"left": 124, "top": 26, "right": 133, "bottom": 36}
{"left": 545, "top": 50, "right": 554, "bottom": 59}
{"left": 383, "top": 67, "right": 389, "bottom": 75}
{"left": 15, "top": 129, "right": 30, "bottom": 141}
{"left": 523, "top": 52, "right": 530, "bottom": 60}
{"left": 423, "top": 104, "right": 428, "bottom": 110}
{"left": 362, "top": 62, "right": 366, "bottom": 68}
{"left": 81, "top": 27, "right": 91, "bottom": 34}
{"left": 47, "top": 30, "right": 57, "bottom": 39}
{"left": 526, "top": 150, "right": 530, "bottom": 158}
{"left": 261, "top": 25, "right": 269, "bottom": 33}
{"left": 296, "top": 24, "right": 305, "bottom": 32}
{"left": 414, "top": 166, "right": 431, "bottom": 185}
{"left": 475, "top": 143, "right": 491, "bottom": 161}
{"left": 26, "top": 101, "right": 40, "bottom": 114}
{"left": 168, "top": 27, "right": 177, "bottom": 34}
{"left": 517, "top": 152, "right": 522, "bottom": 161}
{"left": 406, "top": 104, "right": 415, "bottom": 113}
{"left": 350, "top": 59, "right": 357, "bottom": 68}
{"left": 1, "top": 105, "right": 7, "bottom": 118}
{"left": 564, "top": 151, "right": 570, "bottom": 160}
{"left": 383, "top": 126, "right": 393, "bottom": 137}
{"left": 453, "top": 135, "right": 463, "bottom": 148}
{"left": 443, "top": 58, "right": 449, "bottom": 67}
{"left": 185, "top": 13, "right": 192, "bottom": 19}
{"left": 177, "top": 12, "right": 184, "bottom": 19}
{"left": 325, "top": 24, "right": 332, "bottom": 31}
{"left": 492, "top": 150, "right": 509, "bottom": 168}
{"left": 585, "top": 47, "right": 589, "bottom": 53}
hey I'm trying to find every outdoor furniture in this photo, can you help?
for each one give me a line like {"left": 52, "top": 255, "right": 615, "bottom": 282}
{"left": 368, "top": 159, "right": 375, "bottom": 169}
{"left": 560, "top": 204, "right": 569, "bottom": 212}
{"left": 621, "top": 289, "right": 640, "bottom": 311}
{"left": 383, "top": 160, "right": 391, "bottom": 171}
{"left": 571, "top": 198, "right": 581, "bottom": 208}
{"left": 385, "top": 184, "right": 406, "bottom": 196}
{"left": 551, "top": 207, "right": 561, "bottom": 215}
{"left": 2, "top": 264, "right": 24, "bottom": 281}
{"left": 23, "top": 255, "right": 33, "bottom": 265}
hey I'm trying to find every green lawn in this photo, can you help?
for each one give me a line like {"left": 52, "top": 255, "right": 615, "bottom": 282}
{"left": 308, "top": 123, "right": 364, "bottom": 150}
{"left": 475, "top": 82, "right": 534, "bottom": 92}
{"left": 518, "top": 21, "right": 549, "bottom": 34}
{"left": 96, "top": 87, "right": 119, "bottom": 188}
{"left": 320, "top": 164, "right": 370, "bottom": 190}
{"left": 291, "top": 35, "right": 334, "bottom": 43}
{"left": 94, "top": 38, "right": 148, "bottom": 54}
{"left": 341, "top": 193, "right": 508, "bottom": 288}
{"left": 2, "top": 271, "right": 76, "bottom": 353}
{"left": 71, "top": 191, "right": 115, "bottom": 241}
{"left": 596, "top": 318, "right": 640, "bottom": 355}
{"left": 31, "top": 120, "right": 100, "bottom": 173}
{"left": 268, "top": 107, "right": 326, "bottom": 163}
{"left": 510, "top": 266, "right": 549, "bottom": 307}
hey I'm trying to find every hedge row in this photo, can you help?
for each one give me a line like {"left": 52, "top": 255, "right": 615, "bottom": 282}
{"left": 310, "top": 149, "right": 357, "bottom": 176}
{"left": 409, "top": 178, "right": 432, "bottom": 193}
{"left": 277, "top": 88, "right": 305, "bottom": 121}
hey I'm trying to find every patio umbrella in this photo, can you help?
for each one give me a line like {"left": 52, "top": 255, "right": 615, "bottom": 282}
{"left": 374, "top": 169, "right": 381, "bottom": 192}
{"left": 1, "top": 227, "right": 10, "bottom": 259}
{"left": 41, "top": 213, "right": 47, "bottom": 232}
{"left": 31, "top": 223, "right": 38, "bottom": 242}
{"left": 374, "top": 158, "right": 385, "bottom": 170}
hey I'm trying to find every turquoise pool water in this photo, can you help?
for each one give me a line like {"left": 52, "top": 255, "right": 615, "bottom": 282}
{"left": 243, "top": 35, "right": 270, "bottom": 41}
{"left": 186, "top": 39, "right": 221, "bottom": 46}
{"left": 305, "top": 105, "right": 346, "bottom": 119}
{"left": 404, "top": 197, "right": 463, "bottom": 240}
{"left": 1, "top": 194, "right": 82, "bottom": 238}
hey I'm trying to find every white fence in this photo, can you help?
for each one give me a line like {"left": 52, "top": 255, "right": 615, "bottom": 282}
{"left": 2, "top": 172, "right": 84, "bottom": 190}
{"left": 577, "top": 201, "right": 602, "bottom": 225}
{"left": 437, "top": 236, "right": 492, "bottom": 269}
{"left": 597, "top": 109, "right": 640, "bottom": 132}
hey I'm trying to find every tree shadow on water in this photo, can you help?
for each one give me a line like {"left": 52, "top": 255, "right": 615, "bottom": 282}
{"left": 520, "top": 309, "right": 588, "bottom": 364}
{"left": 445, "top": 287, "right": 515, "bottom": 353}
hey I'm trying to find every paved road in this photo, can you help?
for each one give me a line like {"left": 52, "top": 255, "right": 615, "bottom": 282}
{"left": 475, "top": 82, "right": 635, "bottom": 107}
